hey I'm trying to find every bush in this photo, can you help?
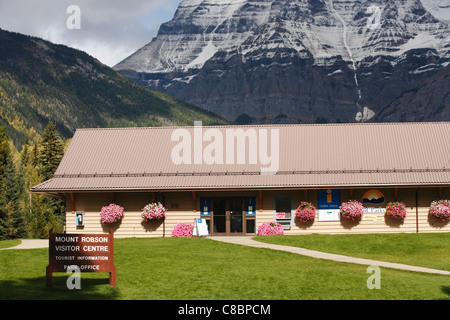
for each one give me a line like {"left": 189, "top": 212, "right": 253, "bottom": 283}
{"left": 385, "top": 201, "right": 406, "bottom": 220}
{"left": 100, "top": 203, "right": 124, "bottom": 224}
{"left": 141, "top": 202, "right": 165, "bottom": 222}
{"left": 340, "top": 200, "right": 364, "bottom": 221}
{"left": 295, "top": 201, "right": 316, "bottom": 223}
{"left": 257, "top": 221, "right": 284, "bottom": 236}
{"left": 429, "top": 200, "right": 450, "bottom": 221}
{"left": 172, "top": 223, "right": 194, "bottom": 237}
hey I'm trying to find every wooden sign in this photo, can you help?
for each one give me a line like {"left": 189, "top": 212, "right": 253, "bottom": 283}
{"left": 46, "top": 229, "right": 116, "bottom": 288}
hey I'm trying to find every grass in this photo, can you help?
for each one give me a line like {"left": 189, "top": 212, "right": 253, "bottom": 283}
{"left": 0, "top": 235, "right": 449, "bottom": 300}
{"left": 0, "top": 239, "right": 20, "bottom": 249}
{"left": 255, "top": 233, "right": 450, "bottom": 271}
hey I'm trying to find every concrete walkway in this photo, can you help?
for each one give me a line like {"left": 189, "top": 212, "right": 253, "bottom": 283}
{"left": 210, "top": 236, "right": 450, "bottom": 276}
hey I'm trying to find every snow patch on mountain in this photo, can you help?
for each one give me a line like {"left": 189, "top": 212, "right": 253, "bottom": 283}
{"left": 420, "top": 0, "right": 450, "bottom": 24}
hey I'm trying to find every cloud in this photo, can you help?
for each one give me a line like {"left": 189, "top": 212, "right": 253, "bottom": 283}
{"left": 0, "top": 0, "right": 182, "bottom": 66}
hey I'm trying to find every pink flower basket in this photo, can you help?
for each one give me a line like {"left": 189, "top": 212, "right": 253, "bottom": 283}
{"left": 100, "top": 203, "right": 124, "bottom": 224}
{"left": 257, "top": 221, "right": 284, "bottom": 236}
{"left": 429, "top": 200, "right": 450, "bottom": 221}
{"left": 340, "top": 200, "right": 364, "bottom": 221}
{"left": 141, "top": 202, "right": 166, "bottom": 222}
{"left": 385, "top": 201, "right": 406, "bottom": 220}
{"left": 172, "top": 223, "right": 194, "bottom": 237}
{"left": 295, "top": 201, "right": 317, "bottom": 223}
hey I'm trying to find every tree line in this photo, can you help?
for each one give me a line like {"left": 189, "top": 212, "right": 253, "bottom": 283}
{"left": 0, "top": 122, "right": 66, "bottom": 240}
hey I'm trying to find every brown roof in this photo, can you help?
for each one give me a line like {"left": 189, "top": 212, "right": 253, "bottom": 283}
{"left": 32, "top": 122, "right": 450, "bottom": 192}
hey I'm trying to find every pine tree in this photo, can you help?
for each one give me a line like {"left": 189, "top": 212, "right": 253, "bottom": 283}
{"left": 0, "top": 126, "right": 10, "bottom": 239}
{"left": 0, "top": 126, "right": 9, "bottom": 178}
{"left": 39, "top": 122, "right": 64, "bottom": 181}
{"left": 36, "top": 122, "right": 66, "bottom": 233}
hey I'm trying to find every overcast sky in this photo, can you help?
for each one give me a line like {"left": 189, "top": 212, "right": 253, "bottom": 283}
{"left": 0, "top": 0, "right": 183, "bottom": 67}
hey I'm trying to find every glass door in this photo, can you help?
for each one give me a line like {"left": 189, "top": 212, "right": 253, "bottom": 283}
{"left": 211, "top": 197, "right": 244, "bottom": 235}
{"left": 212, "top": 198, "right": 226, "bottom": 234}
{"left": 229, "top": 197, "right": 243, "bottom": 234}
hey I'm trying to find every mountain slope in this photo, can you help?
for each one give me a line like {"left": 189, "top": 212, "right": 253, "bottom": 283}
{"left": 0, "top": 28, "right": 228, "bottom": 148}
{"left": 114, "top": 0, "right": 450, "bottom": 124}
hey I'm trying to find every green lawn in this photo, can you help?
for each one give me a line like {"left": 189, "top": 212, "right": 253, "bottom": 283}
{"left": 0, "top": 235, "right": 449, "bottom": 300}
{"left": 254, "top": 233, "right": 450, "bottom": 272}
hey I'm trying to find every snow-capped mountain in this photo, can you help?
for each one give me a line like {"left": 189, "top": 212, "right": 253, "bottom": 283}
{"left": 114, "top": 0, "right": 450, "bottom": 124}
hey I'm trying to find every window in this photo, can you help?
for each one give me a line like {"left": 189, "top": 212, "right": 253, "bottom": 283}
{"left": 274, "top": 194, "right": 292, "bottom": 229}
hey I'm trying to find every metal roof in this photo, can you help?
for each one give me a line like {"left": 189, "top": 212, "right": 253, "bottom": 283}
{"left": 32, "top": 122, "right": 450, "bottom": 192}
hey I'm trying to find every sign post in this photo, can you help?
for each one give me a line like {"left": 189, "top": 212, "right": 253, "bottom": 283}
{"left": 47, "top": 229, "right": 116, "bottom": 288}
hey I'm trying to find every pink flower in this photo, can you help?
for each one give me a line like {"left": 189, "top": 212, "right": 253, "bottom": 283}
{"left": 257, "top": 222, "right": 284, "bottom": 236}
{"left": 295, "top": 201, "right": 316, "bottom": 223}
{"left": 172, "top": 223, "right": 194, "bottom": 237}
{"left": 429, "top": 200, "right": 450, "bottom": 221}
{"left": 100, "top": 203, "right": 124, "bottom": 224}
{"left": 340, "top": 200, "right": 364, "bottom": 221}
{"left": 385, "top": 201, "right": 406, "bottom": 220}
{"left": 142, "top": 202, "right": 166, "bottom": 222}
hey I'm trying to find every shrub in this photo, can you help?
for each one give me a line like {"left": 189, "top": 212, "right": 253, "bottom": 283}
{"left": 172, "top": 223, "right": 194, "bottom": 237}
{"left": 100, "top": 203, "right": 124, "bottom": 224}
{"left": 340, "top": 200, "right": 364, "bottom": 221}
{"left": 385, "top": 201, "right": 406, "bottom": 220}
{"left": 141, "top": 202, "right": 166, "bottom": 222}
{"left": 295, "top": 201, "right": 316, "bottom": 223}
{"left": 429, "top": 200, "right": 450, "bottom": 221}
{"left": 257, "top": 221, "right": 284, "bottom": 236}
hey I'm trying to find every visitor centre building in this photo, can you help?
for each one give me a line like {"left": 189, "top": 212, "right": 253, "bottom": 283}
{"left": 31, "top": 122, "right": 450, "bottom": 237}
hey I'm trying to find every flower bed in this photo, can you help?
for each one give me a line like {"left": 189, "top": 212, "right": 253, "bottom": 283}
{"left": 385, "top": 201, "right": 406, "bottom": 220}
{"left": 429, "top": 200, "right": 450, "bottom": 221}
{"left": 257, "top": 221, "right": 284, "bottom": 236}
{"left": 100, "top": 203, "right": 124, "bottom": 224}
{"left": 340, "top": 200, "right": 364, "bottom": 221}
{"left": 141, "top": 202, "right": 166, "bottom": 222}
{"left": 172, "top": 223, "right": 194, "bottom": 237}
{"left": 295, "top": 201, "right": 316, "bottom": 223}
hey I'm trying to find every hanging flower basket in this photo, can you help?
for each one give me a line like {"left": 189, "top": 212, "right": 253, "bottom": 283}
{"left": 100, "top": 203, "right": 124, "bottom": 224}
{"left": 429, "top": 200, "right": 450, "bottom": 221}
{"left": 295, "top": 201, "right": 317, "bottom": 223}
{"left": 172, "top": 223, "right": 194, "bottom": 237}
{"left": 257, "top": 221, "right": 284, "bottom": 236}
{"left": 340, "top": 200, "right": 364, "bottom": 221}
{"left": 141, "top": 202, "right": 166, "bottom": 223}
{"left": 385, "top": 201, "right": 406, "bottom": 220}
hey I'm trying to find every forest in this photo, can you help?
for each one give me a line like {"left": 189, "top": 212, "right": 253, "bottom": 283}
{"left": 0, "top": 121, "right": 66, "bottom": 239}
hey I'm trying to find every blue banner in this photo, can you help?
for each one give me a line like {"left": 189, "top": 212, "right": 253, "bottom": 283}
{"left": 200, "top": 198, "right": 210, "bottom": 216}
{"left": 318, "top": 189, "right": 340, "bottom": 210}
{"left": 246, "top": 197, "right": 256, "bottom": 215}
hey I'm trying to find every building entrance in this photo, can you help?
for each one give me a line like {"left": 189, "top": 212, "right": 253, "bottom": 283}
{"left": 211, "top": 197, "right": 254, "bottom": 235}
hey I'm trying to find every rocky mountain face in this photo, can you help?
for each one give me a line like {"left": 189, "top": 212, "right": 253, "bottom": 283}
{"left": 114, "top": 0, "right": 450, "bottom": 124}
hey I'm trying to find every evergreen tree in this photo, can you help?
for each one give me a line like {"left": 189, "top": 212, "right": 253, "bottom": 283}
{"left": 0, "top": 127, "right": 28, "bottom": 239}
{"left": 0, "top": 127, "right": 10, "bottom": 239}
{"left": 39, "top": 122, "right": 64, "bottom": 181}
{"left": 31, "top": 141, "right": 39, "bottom": 167}
{"left": 11, "top": 162, "right": 27, "bottom": 238}
{"left": 35, "top": 122, "right": 66, "bottom": 234}
{"left": 0, "top": 126, "right": 9, "bottom": 178}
